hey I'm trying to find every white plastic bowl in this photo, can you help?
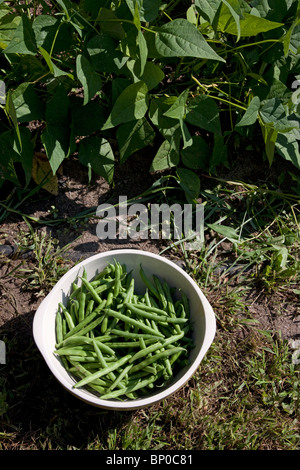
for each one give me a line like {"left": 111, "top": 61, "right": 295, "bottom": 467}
{"left": 33, "top": 249, "right": 216, "bottom": 410}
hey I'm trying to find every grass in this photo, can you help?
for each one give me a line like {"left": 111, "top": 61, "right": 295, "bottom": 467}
{"left": 0, "top": 176, "right": 299, "bottom": 451}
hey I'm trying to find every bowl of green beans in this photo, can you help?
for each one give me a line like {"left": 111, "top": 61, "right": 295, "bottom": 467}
{"left": 33, "top": 249, "right": 216, "bottom": 410}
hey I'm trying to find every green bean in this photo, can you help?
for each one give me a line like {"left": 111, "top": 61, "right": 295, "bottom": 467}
{"left": 99, "top": 373, "right": 162, "bottom": 400}
{"left": 129, "top": 347, "right": 185, "bottom": 374}
{"left": 59, "top": 302, "right": 75, "bottom": 331}
{"left": 107, "top": 364, "right": 133, "bottom": 392}
{"left": 56, "top": 334, "right": 111, "bottom": 349}
{"left": 78, "top": 291, "right": 86, "bottom": 323}
{"left": 105, "top": 308, "right": 164, "bottom": 337}
{"left": 92, "top": 339, "right": 117, "bottom": 382}
{"left": 129, "top": 333, "right": 184, "bottom": 364}
{"left": 80, "top": 277, "right": 104, "bottom": 304}
{"left": 153, "top": 275, "right": 168, "bottom": 309}
{"left": 123, "top": 302, "right": 188, "bottom": 325}
{"left": 55, "top": 310, "right": 63, "bottom": 344}
{"left": 113, "top": 261, "right": 121, "bottom": 297}
{"left": 110, "top": 328, "right": 162, "bottom": 341}
{"left": 73, "top": 354, "right": 132, "bottom": 388}
{"left": 63, "top": 300, "right": 106, "bottom": 339}
{"left": 139, "top": 264, "right": 160, "bottom": 299}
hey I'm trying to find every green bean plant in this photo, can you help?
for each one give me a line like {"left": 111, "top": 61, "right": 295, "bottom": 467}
{"left": 0, "top": 0, "right": 300, "bottom": 201}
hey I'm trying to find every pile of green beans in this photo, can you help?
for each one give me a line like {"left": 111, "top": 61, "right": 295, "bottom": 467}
{"left": 54, "top": 260, "right": 194, "bottom": 401}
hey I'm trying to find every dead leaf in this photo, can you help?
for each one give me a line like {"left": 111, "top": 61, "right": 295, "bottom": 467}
{"left": 31, "top": 152, "right": 59, "bottom": 196}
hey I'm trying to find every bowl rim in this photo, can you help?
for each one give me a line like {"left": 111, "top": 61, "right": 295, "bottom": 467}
{"left": 33, "top": 249, "right": 216, "bottom": 410}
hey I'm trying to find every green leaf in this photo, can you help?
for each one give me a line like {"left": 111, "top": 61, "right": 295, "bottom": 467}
{"left": 39, "top": 46, "right": 74, "bottom": 79}
{"left": 4, "top": 14, "right": 37, "bottom": 55}
{"left": 137, "top": 29, "right": 148, "bottom": 75}
{"left": 126, "top": 60, "right": 164, "bottom": 91}
{"left": 32, "top": 15, "right": 59, "bottom": 52}
{"left": 217, "top": 12, "right": 283, "bottom": 37}
{"left": 206, "top": 223, "right": 239, "bottom": 241}
{"left": 210, "top": 134, "right": 228, "bottom": 172}
{"left": 116, "top": 117, "right": 155, "bottom": 163}
{"left": 163, "top": 89, "right": 193, "bottom": 148}
{"left": 102, "top": 81, "right": 149, "bottom": 130}
{"left": 97, "top": 8, "right": 126, "bottom": 40}
{"left": 149, "top": 96, "right": 181, "bottom": 142}
{"left": 0, "top": 130, "right": 21, "bottom": 186}
{"left": 259, "top": 98, "right": 295, "bottom": 132}
{"left": 236, "top": 96, "right": 260, "bottom": 127}
{"left": 76, "top": 54, "right": 102, "bottom": 105}
{"left": 78, "top": 136, "right": 114, "bottom": 183}
{"left": 221, "top": 0, "right": 243, "bottom": 41}
{"left": 0, "top": 12, "right": 21, "bottom": 49}
{"left": 45, "top": 84, "right": 70, "bottom": 126}
{"left": 181, "top": 135, "right": 210, "bottom": 170}
{"left": 41, "top": 125, "right": 70, "bottom": 175}
{"left": 194, "top": 0, "right": 222, "bottom": 25}
{"left": 125, "top": 0, "right": 161, "bottom": 22}
{"left": 70, "top": 97, "right": 105, "bottom": 136}
{"left": 150, "top": 138, "right": 180, "bottom": 171}
{"left": 41, "top": 85, "right": 71, "bottom": 174}
{"left": 275, "top": 129, "right": 300, "bottom": 170}
{"left": 87, "top": 34, "right": 128, "bottom": 74}
{"left": 154, "top": 18, "right": 225, "bottom": 61}
{"left": 12, "top": 127, "right": 34, "bottom": 186}
{"left": 176, "top": 167, "right": 201, "bottom": 202}
{"left": 163, "top": 89, "right": 190, "bottom": 120}
{"left": 12, "top": 82, "right": 44, "bottom": 123}
{"left": 186, "top": 95, "right": 222, "bottom": 135}
{"left": 260, "top": 121, "right": 278, "bottom": 166}
{"left": 5, "top": 90, "right": 21, "bottom": 150}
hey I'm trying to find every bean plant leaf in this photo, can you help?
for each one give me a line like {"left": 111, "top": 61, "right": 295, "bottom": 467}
{"left": 125, "top": 0, "right": 161, "bottom": 22}
{"left": 194, "top": 0, "right": 222, "bottom": 24}
{"left": 275, "top": 129, "right": 300, "bottom": 170}
{"left": 236, "top": 96, "right": 260, "bottom": 127}
{"left": 6, "top": 91, "right": 22, "bottom": 149}
{"left": 0, "top": 12, "right": 21, "bottom": 49}
{"left": 259, "top": 98, "right": 296, "bottom": 132}
{"left": 87, "top": 34, "right": 128, "bottom": 73}
{"left": 176, "top": 167, "right": 201, "bottom": 202}
{"left": 150, "top": 138, "right": 180, "bottom": 171}
{"left": 32, "top": 15, "right": 59, "bottom": 52}
{"left": 0, "top": 131, "right": 20, "bottom": 185}
{"left": 181, "top": 135, "right": 210, "bottom": 170}
{"left": 154, "top": 18, "right": 225, "bottom": 61}
{"left": 4, "top": 14, "right": 37, "bottom": 55}
{"left": 125, "top": 60, "right": 165, "bottom": 91}
{"left": 39, "top": 46, "right": 74, "bottom": 79}
{"left": 217, "top": 12, "right": 283, "bottom": 37}
{"left": 116, "top": 117, "right": 156, "bottom": 163}
{"left": 12, "top": 127, "right": 34, "bottom": 186}
{"left": 70, "top": 97, "right": 105, "bottom": 136}
{"left": 41, "top": 125, "right": 70, "bottom": 175}
{"left": 102, "top": 81, "right": 149, "bottom": 130}
{"left": 96, "top": 8, "right": 126, "bottom": 40}
{"left": 260, "top": 121, "right": 278, "bottom": 166}
{"left": 76, "top": 54, "right": 102, "bottom": 105}
{"left": 12, "top": 82, "right": 44, "bottom": 123}
{"left": 78, "top": 136, "right": 114, "bottom": 183}
{"left": 186, "top": 95, "right": 222, "bottom": 135}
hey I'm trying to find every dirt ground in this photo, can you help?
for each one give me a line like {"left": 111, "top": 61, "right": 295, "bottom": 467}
{"left": 0, "top": 153, "right": 300, "bottom": 353}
